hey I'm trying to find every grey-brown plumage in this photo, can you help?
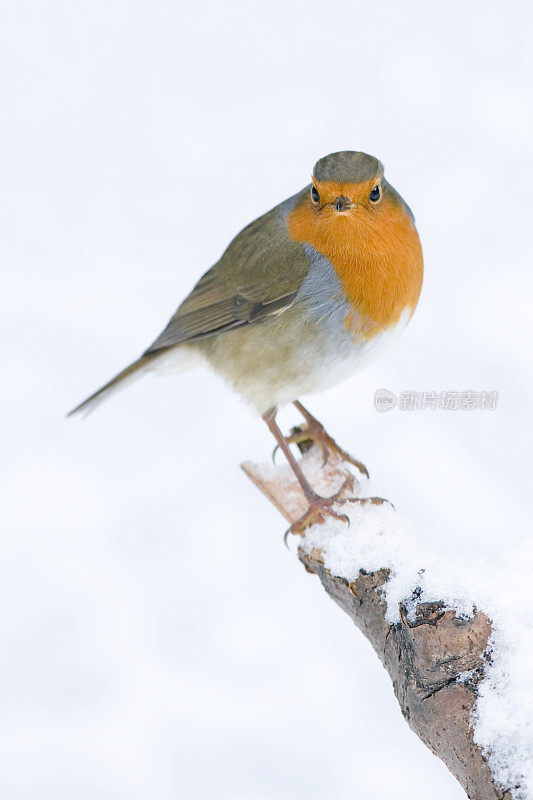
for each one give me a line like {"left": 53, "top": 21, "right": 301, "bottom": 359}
{"left": 68, "top": 193, "right": 311, "bottom": 416}
{"left": 145, "top": 200, "right": 308, "bottom": 352}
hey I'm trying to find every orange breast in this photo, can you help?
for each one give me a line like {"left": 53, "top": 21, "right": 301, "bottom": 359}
{"left": 286, "top": 186, "right": 424, "bottom": 339}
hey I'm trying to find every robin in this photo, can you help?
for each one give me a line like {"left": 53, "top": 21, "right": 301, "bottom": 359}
{"left": 69, "top": 151, "right": 424, "bottom": 533}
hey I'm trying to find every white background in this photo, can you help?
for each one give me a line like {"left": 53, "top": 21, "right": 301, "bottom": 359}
{"left": 1, "top": 2, "right": 532, "bottom": 798}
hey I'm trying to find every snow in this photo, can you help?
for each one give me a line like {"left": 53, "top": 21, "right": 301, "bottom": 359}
{"left": 298, "top": 491, "right": 533, "bottom": 798}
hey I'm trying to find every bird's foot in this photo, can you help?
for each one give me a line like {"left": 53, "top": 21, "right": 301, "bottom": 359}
{"left": 285, "top": 476, "right": 354, "bottom": 540}
{"left": 286, "top": 491, "right": 393, "bottom": 543}
{"left": 275, "top": 420, "right": 369, "bottom": 478}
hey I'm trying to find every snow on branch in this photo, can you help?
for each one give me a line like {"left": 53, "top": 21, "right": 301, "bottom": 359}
{"left": 242, "top": 445, "right": 531, "bottom": 800}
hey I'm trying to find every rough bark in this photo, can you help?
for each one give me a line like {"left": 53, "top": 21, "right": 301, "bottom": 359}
{"left": 241, "top": 448, "right": 513, "bottom": 800}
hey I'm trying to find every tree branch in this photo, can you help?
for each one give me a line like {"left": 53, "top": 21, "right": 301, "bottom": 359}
{"left": 241, "top": 447, "right": 512, "bottom": 800}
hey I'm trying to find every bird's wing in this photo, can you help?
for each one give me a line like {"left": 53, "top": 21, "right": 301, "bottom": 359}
{"left": 145, "top": 198, "right": 310, "bottom": 354}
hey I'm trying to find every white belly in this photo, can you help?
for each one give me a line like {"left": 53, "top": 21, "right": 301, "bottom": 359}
{"left": 262, "top": 306, "right": 413, "bottom": 410}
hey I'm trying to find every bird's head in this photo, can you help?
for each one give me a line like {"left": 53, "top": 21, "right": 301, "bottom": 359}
{"left": 287, "top": 150, "right": 418, "bottom": 261}
{"left": 311, "top": 150, "right": 385, "bottom": 215}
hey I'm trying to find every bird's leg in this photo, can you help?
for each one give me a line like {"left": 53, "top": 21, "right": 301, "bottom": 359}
{"left": 285, "top": 400, "right": 369, "bottom": 478}
{"left": 291, "top": 404, "right": 393, "bottom": 506}
{"left": 262, "top": 410, "right": 352, "bottom": 536}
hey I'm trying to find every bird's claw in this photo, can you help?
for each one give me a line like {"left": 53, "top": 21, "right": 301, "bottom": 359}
{"left": 282, "top": 422, "right": 369, "bottom": 478}
{"left": 342, "top": 495, "right": 395, "bottom": 510}
{"left": 283, "top": 476, "right": 355, "bottom": 543}
{"left": 284, "top": 489, "right": 393, "bottom": 545}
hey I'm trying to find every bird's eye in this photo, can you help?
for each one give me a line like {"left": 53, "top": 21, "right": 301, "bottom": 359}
{"left": 311, "top": 186, "right": 320, "bottom": 204}
{"left": 369, "top": 185, "right": 381, "bottom": 203}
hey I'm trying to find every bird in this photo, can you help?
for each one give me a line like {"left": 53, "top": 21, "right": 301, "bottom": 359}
{"left": 69, "top": 151, "right": 424, "bottom": 534}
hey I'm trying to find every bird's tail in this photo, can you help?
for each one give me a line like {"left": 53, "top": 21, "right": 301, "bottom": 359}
{"left": 67, "top": 354, "right": 156, "bottom": 417}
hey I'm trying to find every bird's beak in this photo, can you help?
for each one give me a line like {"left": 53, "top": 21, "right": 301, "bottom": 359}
{"left": 332, "top": 195, "right": 352, "bottom": 212}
